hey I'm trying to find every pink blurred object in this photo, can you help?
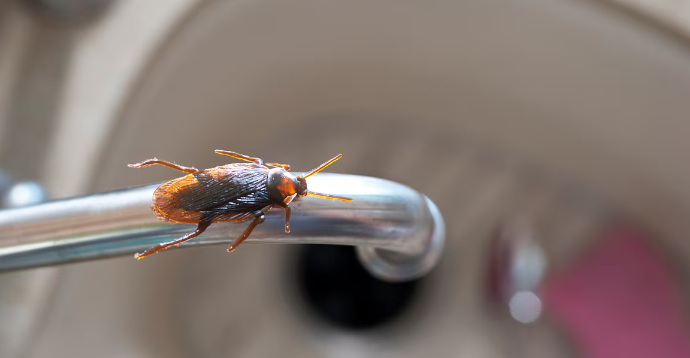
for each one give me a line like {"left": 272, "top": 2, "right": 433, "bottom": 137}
{"left": 541, "top": 227, "right": 690, "bottom": 358}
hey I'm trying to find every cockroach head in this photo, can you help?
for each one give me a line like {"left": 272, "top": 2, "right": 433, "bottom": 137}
{"left": 296, "top": 175, "right": 308, "bottom": 197}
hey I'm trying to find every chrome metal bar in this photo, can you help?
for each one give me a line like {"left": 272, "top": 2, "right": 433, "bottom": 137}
{"left": 0, "top": 174, "right": 444, "bottom": 281}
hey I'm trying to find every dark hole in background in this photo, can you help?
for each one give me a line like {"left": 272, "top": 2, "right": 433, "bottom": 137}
{"left": 294, "top": 245, "right": 422, "bottom": 331}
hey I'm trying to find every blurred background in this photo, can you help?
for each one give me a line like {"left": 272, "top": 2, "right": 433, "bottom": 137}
{"left": 2, "top": 0, "right": 690, "bottom": 357}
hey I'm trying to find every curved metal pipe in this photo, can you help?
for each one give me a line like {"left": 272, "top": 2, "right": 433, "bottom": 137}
{"left": 0, "top": 174, "right": 444, "bottom": 281}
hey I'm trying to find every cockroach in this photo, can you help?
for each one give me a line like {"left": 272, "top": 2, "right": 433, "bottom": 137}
{"left": 128, "top": 150, "right": 351, "bottom": 259}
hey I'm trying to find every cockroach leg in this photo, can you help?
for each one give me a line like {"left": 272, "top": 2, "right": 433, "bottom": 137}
{"left": 134, "top": 220, "right": 212, "bottom": 259}
{"left": 284, "top": 206, "right": 291, "bottom": 233}
{"left": 214, "top": 150, "right": 263, "bottom": 165}
{"left": 266, "top": 163, "right": 291, "bottom": 171}
{"left": 228, "top": 213, "right": 265, "bottom": 252}
{"left": 128, "top": 158, "right": 199, "bottom": 174}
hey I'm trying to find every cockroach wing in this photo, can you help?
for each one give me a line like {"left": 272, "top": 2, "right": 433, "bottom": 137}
{"left": 151, "top": 163, "right": 272, "bottom": 224}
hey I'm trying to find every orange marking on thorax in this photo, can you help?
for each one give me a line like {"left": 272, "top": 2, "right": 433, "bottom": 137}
{"left": 276, "top": 176, "right": 296, "bottom": 197}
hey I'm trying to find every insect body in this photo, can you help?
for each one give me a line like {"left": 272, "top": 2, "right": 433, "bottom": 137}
{"left": 128, "top": 150, "right": 351, "bottom": 259}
